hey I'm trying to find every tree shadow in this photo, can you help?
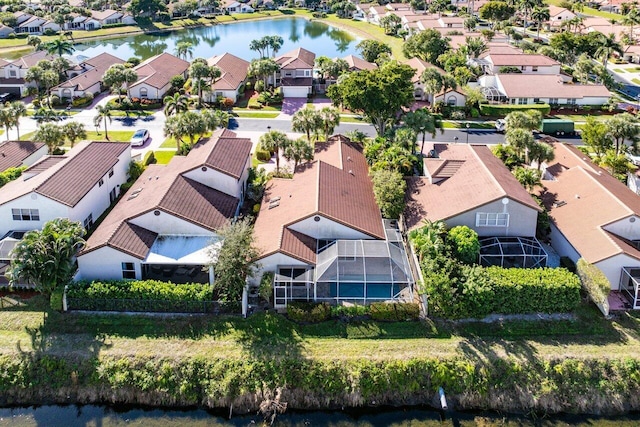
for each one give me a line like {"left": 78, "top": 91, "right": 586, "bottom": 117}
{"left": 232, "top": 312, "right": 304, "bottom": 359}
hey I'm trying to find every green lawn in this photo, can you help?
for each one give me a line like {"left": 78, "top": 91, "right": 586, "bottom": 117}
{"left": 544, "top": 0, "right": 620, "bottom": 19}
{"left": 442, "top": 121, "right": 495, "bottom": 129}
{"left": 19, "top": 130, "right": 133, "bottom": 145}
{"left": 551, "top": 114, "right": 610, "bottom": 122}
{"left": 154, "top": 150, "right": 176, "bottom": 164}
{"left": 340, "top": 115, "right": 366, "bottom": 123}
{"left": 613, "top": 68, "right": 626, "bottom": 73}
{"left": 234, "top": 111, "right": 280, "bottom": 118}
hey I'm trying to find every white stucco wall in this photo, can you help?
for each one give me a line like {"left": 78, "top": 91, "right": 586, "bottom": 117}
{"left": 445, "top": 198, "right": 538, "bottom": 237}
{"left": 288, "top": 214, "right": 375, "bottom": 240}
{"left": 77, "top": 246, "right": 142, "bottom": 281}
{"left": 435, "top": 90, "right": 466, "bottom": 107}
{"left": 0, "top": 192, "right": 69, "bottom": 237}
{"left": 603, "top": 216, "right": 640, "bottom": 241}
{"left": 548, "top": 223, "right": 581, "bottom": 263}
{"left": 596, "top": 254, "right": 640, "bottom": 290}
{"left": 21, "top": 145, "right": 48, "bottom": 168}
{"left": 130, "top": 83, "right": 162, "bottom": 100}
{"left": 251, "top": 252, "right": 311, "bottom": 285}
{"left": 129, "top": 210, "right": 214, "bottom": 235}
{"left": 183, "top": 163, "right": 248, "bottom": 199}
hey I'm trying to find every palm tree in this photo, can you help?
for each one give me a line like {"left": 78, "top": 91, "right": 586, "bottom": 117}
{"left": 163, "top": 93, "right": 190, "bottom": 116}
{"left": 528, "top": 141, "right": 555, "bottom": 170}
{"left": 27, "top": 35, "right": 42, "bottom": 50}
{"left": 174, "top": 41, "right": 194, "bottom": 60}
{"left": 505, "top": 128, "right": 536, "bottom": 163}
{"left": 93, "top": 105, "right": 112, "bottom": 140}
{"left": 43, "top": 38, "right": 75, "bottom": 57}
{"left": 0, "top": 107, "right": 15, "bottom": 141}
{"left": 318, "top": 107, "right": 341, "bottom": 141}
{"left": 248, "top": 58, "right": 280, "bottom": 90}
{"left": 512, "top": 167, "right": 542, "bottom": 192}
{"left": 595, "top": 33, "right": 623, "bottom": 67}
{"left": 249, "top": 38, "right": 268, "bottom": 58}
{"left": 25, "top": 66, "right": 44, "bottom": 101}
{"left": 202, "top": 108, "right": 230, "bottom": 130}
{"left": 9, "top": 101, "right": 26, "bottom": 140}
{"left": 62, "top": 121, "right": 87, "bottom": 148}
{"left": 164, "top": 114, "right": 186, "bottom": 152}
{"left": 463, "top": 36, "right": 487, "bottom": 59}
{"left": 41, "top": 70, "right": 58, "bottom": 108}
{"left": 122, "top": 67, "right": 138, "bottom": 99}
{"left": 518, "top": 0, "right": 537, "bottom": 32}
{"left": 623, "top": 7, "right": 640, "bottom": 45}
{"left": 189, "top": 59, "right": 220, "bottom": 107}
{"left": 292, "top": 107, "right": 322, "bottom": 142}
{"left": 420, "top": 68, "right": 443, "bottom": 106}
{"left": 266, "top": 35, "right": 284, "bottom": 58}
{"left": 404, "top": 109, "right": 440, "bottom": 154}
{"left": 33, "top": 123, "right": 64, "bottom": 153}
{"left": 283, "top": 138, "right": 314, "bottom": 172}
{"left": 259, "top": 130, "right": 291, "bottom": 173}
{"left": 531, "top": 6, "right": 550, "bottom": 40}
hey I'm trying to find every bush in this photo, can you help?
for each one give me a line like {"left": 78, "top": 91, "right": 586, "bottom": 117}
{"left": 255, "top": 142, "right": 271, "bottom": 162}
{"left": 470, "top": 107, "right": 480, "bottom": 118}
{"left": 71, "top": 93, "right": 93, "bottom": 107}
{"left": 50, "top": 287, "right": 63, "bottom": 311}
{"left": 480, "top": 103, "right": 551, "bottom": 117}
{"left": 49, "top": 94, "right": 61, "bottom": 106}
{"left": 248, "top": 98, "right": 262, "bottom": 109}
{"left": 254, "top": 80, "right": 265, "bottom": 93}
{"left": 287, "top": 301, "right": 331, "bottom": 323}
{"left": 0, "top": 166, "right": 26, "bottom": 188}
{"left": 450, "top": 110, "right": 466, "bottom": 120}
{"left": 258, "top": 272, "right": 273, "bottom": 303}
{"left": 576, "top": 258, "right": 610, "bottom": 309}
{"left": 331, "top": 304, "right": 370, "bottom": 319}
{"left": 143, "top": 150, "right": 156, "bottom": 165}
{"left": 370, "top": 302, "right": 420, "bottom": 321}
{"left": 447, "top": 226, "right": 480, "bottom": 264}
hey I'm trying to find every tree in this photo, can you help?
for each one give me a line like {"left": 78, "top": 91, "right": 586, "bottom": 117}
{"left": 318, "top": 106, "right": 341, "bottom": 141}
{"left": 248, "top": 58, "right": 280, "bottom": 90}
{"left": 479, "top": 1, "right": 515, "bottom": 27}
{"left": 128, "top": 0, "right": 167, "bottom": 18}
{"left": 599, "top": 149, "right": 637, "bottom": 181}
{"left": 292, "top": 107, "right": 322, "bottom": 142}
{"left": 0, "top": 107, "right": 15, "bottom": 141}
{"left": 201, "top": 108, "right": 230, "bottom": 131}
{"left": 447, "top": 225, "right": 480, "bottom": 264}
{"left": 283, "top": 138, "right": 314, "bottom": 172}
{"left": 380, "top": 14, "right": 402, "bottom": 35}
{"left": 605, "top": 113, "right": 638, "bottom": 154}
{"left": 25, "top": 65, "right": 44, "bottom": 100}
{"left": 103, "top": 64, "right": 129, "bottom": 103}
{"left": 189, "top": 59, "right": 221, "bottom": 107}
{"left": 519, "top": 0, "right": 540, "bottom": 32}
{"left": 595, "top": 32, "right": 623, "bottom": 67}
{"left": 93, "top": 105, "right": 112, "bottom": 141}
{"left": 327, "top": 61, "right": 415, "bottom": 135}
{"left": 404, "top": 108, "right": 440, "bottom": 154}
{"left": 463, "top": 36, "right": 488, "bottom": 59}
{"left": 403, "top": 29, "right": 451, "bottom": 64}
{"left": 177, "top": 111, "right": 207, "bottom": 147}
{"left": 371, "top": 169, "right": 407, "bottom": 219}
{"left": 582, "top": 116, "right": 612, "bottom": 158}
{"left": 420, "top": 68, "right": 443, "bottom": 105}
{"left": 175, "top": 41, "right": 194, "bottom": 61}
{"left": 7, "top": 218, "right": 85, "bottom": 296}
{"left": 513, "top": 166, "right": 542, "bottom": 192}
{"left": 33, "top": 122, "right": 64, "bottom": 153}
{"left": 259, "top": 130, "right": 291, "bottom": 172}
{"left": 62, "top": 121, "right": 87, "bottom": 148}
{"left": 41, "top": 70, "right": 58, "bottom": 108}
{"left": 623, "top": 7, "right": 640, "bottom": 45}
{"left": 164, "top": 114, "right": 186, "bottom": 152}
{"left": 43, "top": 37, "right": 74, "bottom": 57}
{"left": 163, "top": 92, "right": 190, "bottom": 116}
{"left": 356, "top": 40, "right": 392, "bottom": 63}
{"left": 528, "top": 141, "right": 555, "bottom": 170}
{"left": 249, "top": 38, "right": 269, "bottom": 58}
{"left": 265, "top": 35, "right": 284, "bottom": 58}
{"left": 27, "top": 35, "right": 42, "bottom": 50}
{"left": 210, "top": 218, "right": 260, "bottom": 303}
{"left": 505, "top": 128, "right": 536, "bottom": 162}
{"left": 504, "top": 110, "right": 542, "bottom": 132}
{"left": 531, "top": 6, "right": 550, "bottom": 40}
{"left": 574, "top": 53, "right": 595, "bottom": 84}
{"left": 8, "top": 101, "right": 26, "bottom": 140}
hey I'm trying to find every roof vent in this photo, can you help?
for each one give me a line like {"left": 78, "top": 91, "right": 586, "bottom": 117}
{"left": 349, "top": 170, "right": 354, "bottom": 175}
{"left": 270, "top": 196, "right": 281, "bottom": 202}
{"left": 553, "top": 200, "right": 567, "bottom": 208}
{"left": 575, "top": 194, "right": 580, "bottom": 199}
{"left": 268, "top": 200, "right": 280, "bottom": 209}
{"left": 347, "top": 156, "right": 351, "bottom": 161}
{"left": 1, "top": 152, "right": 4, "bottom": 157}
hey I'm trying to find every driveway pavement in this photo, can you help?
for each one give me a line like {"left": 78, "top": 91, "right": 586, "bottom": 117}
{"left": 279, "top": 97, "right": 307, "bottom": 117}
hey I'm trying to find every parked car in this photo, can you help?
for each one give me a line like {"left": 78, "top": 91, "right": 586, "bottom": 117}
{"left": 495, "top": 119, "right": 506, "bottom": 133}
{"left": 130, "top": 129, "right": 150, "bottom": 147}
{"left": 0, "top": 93, "right": 15, "bottom": 103}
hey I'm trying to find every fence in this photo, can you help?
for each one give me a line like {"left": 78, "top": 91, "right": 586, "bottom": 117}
{"left": 65, "top": 297, "right": 239, "bottom": 314}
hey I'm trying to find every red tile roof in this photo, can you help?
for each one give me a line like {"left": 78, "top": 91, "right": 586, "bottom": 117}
{"left": 208, "top": 52, "right": 250, "bottom": 91}
{"left": 404, "top": 144, "right": 541, "bottom": 231}
{"left": 54, "top": 52, "right": 124, "bottom": 92}
{"left": 276, "top": 47, "right": 316, "bottom": 70}
{"left": 109, "top": 222, "right": 158, "bottom": 259}
{"left": 132, "top": 53, "right": 189, "bottom": 90}
{"left": 496, "top": 74, "right": 611, "bottom": 99}
{"left": 254, "top": 135, "right": 384, "bottom": 263}
{"left": 342, "top": 54, "right": 377, "bottom": 71}
{"left": 487, "top": 54, "right": 559, "bottom": 67}
{"left": 0, "top": 140, "right": 45, "bottom": 172}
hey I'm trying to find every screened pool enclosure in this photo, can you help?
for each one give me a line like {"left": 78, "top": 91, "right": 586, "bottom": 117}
{"left": 479, "top": 236, "right": 548, "bottom": 268}
{"left": 273, "top": 229, "right": 414, "bottom": 308}
{"left": 621, "top": 267, "right": 640, "bottom": 309}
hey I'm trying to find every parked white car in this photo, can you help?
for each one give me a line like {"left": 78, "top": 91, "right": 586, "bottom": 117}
{"left": 495, "top": 119, "right": 506, "bottom": 133}
{"left": 130, "top": 129, "right": 150, "bottom": 147}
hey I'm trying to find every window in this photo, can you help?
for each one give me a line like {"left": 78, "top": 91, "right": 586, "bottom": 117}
{"left": 99, "top": 178, "right": 104, "bottom": 187}
{"left": 518, "top": 98, "right": 528, "bottom": 105}
{"left": 9, "top": 69, "right": 16, "bottom": 77}
{"left": 532, "top": 66, "right": 538, "bottom": 72}
{"left": 140, "top": 87, "right": 148, "bottom": 98}
{"left": 476, "top": 213, "right": 509, "bottom": 227}
{"left": 520, "top": 66, "right": 526, "bottom": 71}
{"left": 122, "top": 262, "right": 136, "bottom": 279}
{"left": 108, "top": 169, "right": 114, "bottom": 178}
{"left": 11, "top": 208, "right": 39, "bottom": 221}
{"left": 533, "top": 98, "right": 540, "bottom": 104}
{"left": 83, "top": 213, "right": 93, "bottom": 230}
{"left": 550, "top": 98, "right": 558, "bottom": 105}
{"left": 567, "top": 98, "right": 576, "bottom": 105}
{"left": 304, "top": 70, "right": 311, "bottom": 77}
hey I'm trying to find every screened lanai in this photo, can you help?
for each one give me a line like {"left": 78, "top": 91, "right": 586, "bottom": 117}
{"left": 621, "top": 267, "right": 640, "bottom": 309}
{"left": 479, "top": 236, "right": 548, "bottom": 268}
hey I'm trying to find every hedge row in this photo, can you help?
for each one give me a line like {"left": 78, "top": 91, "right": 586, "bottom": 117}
{"left": 286, "top": 302, "right": 420, "bottom": 323}
{"left": 0, "top": 166, "right": 26, "bottom": 188}
{"left": 576, "top": 258, "right": 611, "bottom": 315}
{"left": 480, "top": 103, "right": 551, "bottom": 117}
{"left": 2, "top": 354, "right": 640, "bottom": 414}
{"left": 67, "top": 280, "right": 213, "bottom": 301}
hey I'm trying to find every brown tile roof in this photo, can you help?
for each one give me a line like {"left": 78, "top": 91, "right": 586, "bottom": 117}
{"left": 542, "top": 143, "right": 640, "bottom": 263}
{"left": 0, "top": 141, "right": 128, "bottom": 207}
{"left": 0, "top": 141, "right": 45, "bottom": 172}
{"left": 132, "top": 53, "right": 190, "bottom": 90}
{"left": 181, "top": 129, "right": 252, "bottom": 179}
{"left": 254, "top": 135, "right": 384, "bottom": 263}
{"left": 276, "top": 47, "right": 316, "bottom": 70}
{"left": 109, "top": 222, "right": 158, "bottom": 259}
{"left": 280, "top": 228, "right": 317, "bottom": 264}
{"left": 54, "top": 52, "right": 124, "bottom": 91}
{"left": 404, "top": 57, "right": 443, "bottom": 83}
{"left": 11, "top": 50, "right": 55, "bottom": 68}
{"left": 342, "top": 54, "right": 377, "bottom": 71}
{"left": 80, "top": 131, "right": 248, "bottom": 259}
{"left": 208, "top": 52, "right": 250, "bottom": 91}
{"left": 496, "top": 74, "right": 611, "bottom": 99}
{"left": 488, "top": 54, "right": 559, "bottom": 67}
{"left": 91, "top": 9, "right": 121, "bottom": 21}
{"left": 24, "top": 156, "right": 66, "bottom": 175}
{"left": 404, "top": 144, "right": 541, "bottom": 231}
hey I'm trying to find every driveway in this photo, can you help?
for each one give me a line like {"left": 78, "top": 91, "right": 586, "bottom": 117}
{"left": 279, "top": 97, "right": 308, "bottom": 117}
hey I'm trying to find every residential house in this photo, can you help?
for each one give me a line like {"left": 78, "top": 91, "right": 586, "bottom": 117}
{"left": 477, "top": 54, "right": 561, "bottom": 75}
{"left": 253, "top": 135, "right": 415, "bottom": 308}
{"left": 342, "top": 54, "right": 377, "bottom": 72}
{"left": 129, "top": 53, "right": 190, "bottom": 100}
{"left": 16, "top": 16, "right": 60, "bottom": 35}
{"left": 478, "top": 73, "right": 611, "bottom": 106}
{"left": 0, "top": 141, "right": 130, "bottom": 240}
{"left": 12, "top": 11, "right": 32, "bottom": 26}
{"left": 275, "top": 47, "right": 315, "bottom": 98}
{"left": 0, "top": 50, "right": 58, "bottom": 97}
{"left": 541, "top": 143, "right": 640, "bottom": 308}
{"left": 624, "top": 45, "right": 640, "bottom": 64}
{"left": 404, "top": 143, "right": 541, "bottom": 238}
{"left": 0, "top": 25, "right": 14, "bottom": 38}
{"left": 63, "top": 13, "right": 101, "bottom": 31}
{"left": 76, "top": 129, "right": 253, "bottom": 284}
{"left": 91, "top": 9, "right": 136, "bottom": 27}
{"left": 405, "top": 57, "right": 466, "bottom": 107}
{"left": 222, "top": 0, "right": 254, "bottom": 13}
{"left": 546, "top": 6, "right": 576, "bottom": 29}
{"left": 205, "top": 52, "right": 250, "bottom": 102}
{"left": 51, "top": 52, "right": 125, "bottom": 100}
{"left": 0, "top": 141, "right": 47, "bottom": 173}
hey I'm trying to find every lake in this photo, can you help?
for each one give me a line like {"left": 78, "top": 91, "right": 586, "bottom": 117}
{"left": 73, "top": 17, "right": 361, "bottom": 61}
{"left": 2, "top": 405, "right": 640, "bottom": 426}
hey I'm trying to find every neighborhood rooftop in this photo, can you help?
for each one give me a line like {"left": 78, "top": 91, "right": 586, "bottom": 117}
{"left": 0, "top": 140, "right": 45, "bottom": 172}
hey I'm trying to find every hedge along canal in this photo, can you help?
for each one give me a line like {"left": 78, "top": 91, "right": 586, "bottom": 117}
{"left": 3, "top": 354, "right": 640, "bottom": 415}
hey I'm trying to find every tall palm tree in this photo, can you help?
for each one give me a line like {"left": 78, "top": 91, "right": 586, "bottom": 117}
{"left": 62, "top": 121, "right": 87, "bottom": 148}
{"left": 318, "top": 107, "right": 341, "bottom": 141}
{"left": 623, "top": 7, "right": 640, "bottom": 45}
{"left": 463, "top": 36, "right": 487, "bottom": 59}
{"left": 163, "top": 93, "right": 190, "bottom": 116}
{"left": 531, "top": 6, "right": 550, "bottom": 40}
{"left": 420, "top": 68, "right": 443, "bottom": 106}
{"left": 9, "top": 101, "right": 26, "bottom": 140}
{"left": 404, "top": 108, "right": 440, "bottom": 154}
{"left": 505, "top": 128, "right": 536, "bottom": 163}
{"left": 44, "top": 38, "right": 75, "bottom": 57}
{"left": 595, "top": 33, "right": 623, "bottom": 67}
{"left": 259, "top": 130, "right": 291, "bottom": 173}
{"left": 518, "top": 0, "right": 538, "bottom": 32}
{"left": 164, "top": 114, "right": 186, "bottom": 152}
{"left": 249, "top": 38, "right": 268, "bottom": 58}
{"left": 93, "top": 105, "right": 112, "bottom": 140}
{"left": 0, "top": 107, "right": 15, "bottom": 141}
{"left": 512, "top": 167, "right": 542, "bottom": 192}
{"left": 292, "top": 107, "right": 322, "bottom": 142}
{"left": 174, "top": 41, "right": 194, "bottom": 60}
{"left": 33, "top": 122, "right": 64, "bottom": 153}
{"left": 266, "top": 35, "right": 284, "bottom": 58}
{"left": 283, "top": 138, "right": 314, "bottom": 172}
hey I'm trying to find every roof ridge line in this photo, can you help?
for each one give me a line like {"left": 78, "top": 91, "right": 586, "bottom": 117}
{"left": 574, "top": 166, "right": 634, "bottom": 217}
{"left": 469, "top": 144, "right": 509, "bottom": 198}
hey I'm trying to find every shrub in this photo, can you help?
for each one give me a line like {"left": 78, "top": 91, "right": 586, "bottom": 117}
{"left": 287, "top": 301, "right": 331, "bottom": 323}
{"left": 576, "top": 258, "right": 610, "bottom": 311}
{"left": 255, "top": 142, "right": 271, "bottom": 162}
{"left": 470, "top": 107, "right": 480, "bottom": 118}
{"left": 248, "top": 98, "right": 262, "bottom": 109}
{"left": 254, "top": 80, "right": 265, "bottom": 93}
{"left": 331, "top": 304, "right": 370, "bottom": 319}
{"left": 447, "top": 226, "right": 480, "bottom": 264}
{"left": 371, "top": 169, "right": 406, "bottom": 219}
{"left": 49, "top": 94, "right": 61, "bottom": 106}
{"left": 370, "top": 302, "right": 420, "bottom": 321}
{"left": 0, "top": 166, "right": 26, "bottom": 188}
{"left": 258, "top": 271, "right": 273, "bottom": 303}
{"left": 143, "top": 150, "right": 156, "bottom": 165}
{"left": 480, "top": 103, "right": 551, "bottom": 117}
{"left": 450, "top": 110, "right": 466, "bottom": 120}
{"left": 50, "top": 287, "right": 63, "bottom": 311}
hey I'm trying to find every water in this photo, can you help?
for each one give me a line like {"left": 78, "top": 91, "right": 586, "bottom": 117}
{"left": 2, "top": 405, "right": 640, "bottom": 426}
{"left": 73, "top": 17, "right": 360, "bottom": 61}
